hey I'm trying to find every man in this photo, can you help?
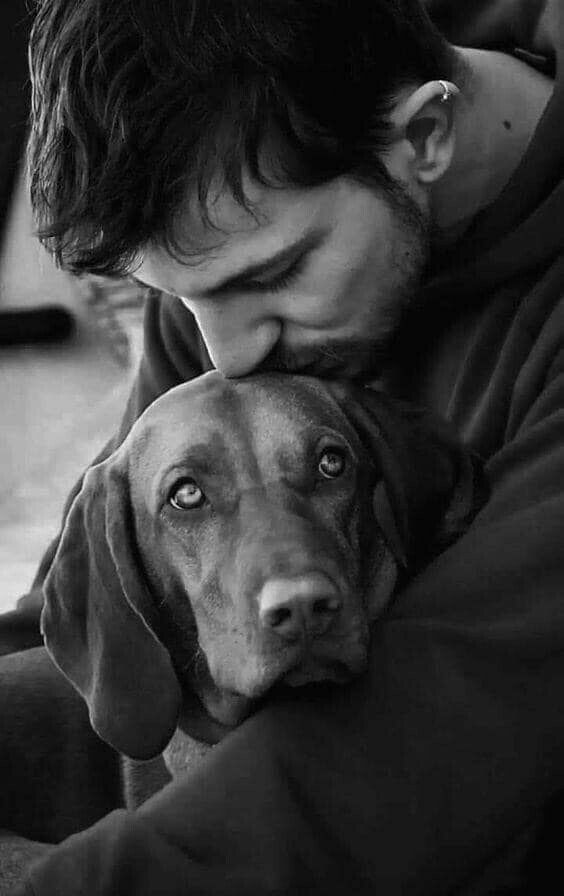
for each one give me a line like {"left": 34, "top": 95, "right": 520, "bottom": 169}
{"left": 5, "top": 0, "right": 564, "bottom": 892}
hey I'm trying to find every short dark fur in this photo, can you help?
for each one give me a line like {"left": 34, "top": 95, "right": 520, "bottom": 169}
{"left": 40, "top": 375, "right": 484, "bottom": 760}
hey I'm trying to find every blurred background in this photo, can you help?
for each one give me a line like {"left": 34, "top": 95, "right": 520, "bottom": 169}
{"left": 0, "top": 2, "right": 144, "bottom": 610}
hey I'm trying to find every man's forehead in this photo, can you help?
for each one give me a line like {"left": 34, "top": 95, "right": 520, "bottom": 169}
{"left": 183, "top": 175, "right": 269, "bottom": 250}
{"left": 133, "top": 177, "right": 329, "bottom": 297}
{"left": 134, "top": 184, "right": 263, "bottom": 288}
{"left": 162, "top": 133, "right": 319, "bottom": 255}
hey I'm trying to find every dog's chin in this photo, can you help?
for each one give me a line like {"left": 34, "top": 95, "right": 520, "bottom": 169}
{"left": 188, "top": 640, "right": 370, "bottom": 737}
{"left": 177, "top": 688, "right": 248, "bottom": 745}
{"left": 206, "top": 652, "right": 368, "bottom": 723}
{"left": 200, "top": 688, "right": 258, "bottom": 729}
{"left": 282, "top": 658, "right": 360, "bottom": 687}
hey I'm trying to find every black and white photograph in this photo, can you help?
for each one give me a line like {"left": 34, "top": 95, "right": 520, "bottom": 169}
{"left": 0, "top": 1, "right": 563, "bottom": 893}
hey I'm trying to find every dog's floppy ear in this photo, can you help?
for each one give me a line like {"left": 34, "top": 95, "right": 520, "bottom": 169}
{"left": 326, "top": 383, "right": 486, "bottom": 572}
{"left": 41, "top": 455, "right": 181, "bottom": 760}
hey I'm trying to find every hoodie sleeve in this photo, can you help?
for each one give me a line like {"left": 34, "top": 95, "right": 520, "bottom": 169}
{"left": 427, "top": 0, "right": 558, "bottom": 67}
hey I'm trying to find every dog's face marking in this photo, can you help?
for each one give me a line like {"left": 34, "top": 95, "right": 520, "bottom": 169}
{"left": 128, "top": 373, "right": 384, "bottom": 726}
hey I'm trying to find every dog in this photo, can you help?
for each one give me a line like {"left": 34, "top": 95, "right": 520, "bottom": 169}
{"left": 41, "top": 372, "right": 484, "bottom": 766}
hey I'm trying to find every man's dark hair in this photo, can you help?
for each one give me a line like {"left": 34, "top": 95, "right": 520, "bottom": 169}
{"left": 28, "top": 0, "right": 457, "bottom": 276}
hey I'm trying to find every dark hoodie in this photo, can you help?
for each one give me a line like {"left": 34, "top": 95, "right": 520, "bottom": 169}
{"left": 15, "top": 1, "right": 564, "bottom": 894}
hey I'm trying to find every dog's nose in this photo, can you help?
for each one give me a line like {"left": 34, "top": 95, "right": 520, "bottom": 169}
{"left": 257, "top": 575, "right": 342, "bottom": 641}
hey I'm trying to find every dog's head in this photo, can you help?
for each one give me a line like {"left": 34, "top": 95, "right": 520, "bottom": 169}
{"left": 42, "top": 372, "right": 484, "bottom": 759}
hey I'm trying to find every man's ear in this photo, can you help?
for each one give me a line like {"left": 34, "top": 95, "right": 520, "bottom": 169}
{"left": 386, "top": 79, "right": 459, "bottom": 186}
{"left": 41, "top": 453, "right": 182, "bottom": 760}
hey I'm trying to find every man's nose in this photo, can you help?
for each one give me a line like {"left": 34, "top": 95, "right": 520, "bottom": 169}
{"left": 188, "top": 299, "right": 282, "bottom": 377}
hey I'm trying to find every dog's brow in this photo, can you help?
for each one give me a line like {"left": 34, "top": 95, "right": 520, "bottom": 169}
{"left": 161, "top": 443, "right": 222, "bottom": 479}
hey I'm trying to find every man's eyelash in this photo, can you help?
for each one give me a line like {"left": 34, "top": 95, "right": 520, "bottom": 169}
{"left": 246, "top": 254, "right": 306, "bottom": 294}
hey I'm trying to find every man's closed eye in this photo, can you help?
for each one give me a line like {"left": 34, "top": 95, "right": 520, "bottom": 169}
{"left": 237, "top": 253, "right": 307, "bottom": 295}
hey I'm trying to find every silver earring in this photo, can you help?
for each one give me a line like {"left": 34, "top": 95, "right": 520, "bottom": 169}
{"left": 438, "top": 80, "right": 451, "bottom": 104}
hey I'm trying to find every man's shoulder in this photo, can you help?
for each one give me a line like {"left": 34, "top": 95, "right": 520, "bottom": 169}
{"left": 426, "top": 0, "right": 560, "bottom": 74}
{"left": 390, "top": 260, "right": 564, "bottom": 456}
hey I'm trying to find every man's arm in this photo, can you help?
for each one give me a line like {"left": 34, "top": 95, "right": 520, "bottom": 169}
{"left": 18, "top": 352, "right": 564, "bottom": 894}
{"left": 0, "top": 834, "right": 53, "bottom": 894}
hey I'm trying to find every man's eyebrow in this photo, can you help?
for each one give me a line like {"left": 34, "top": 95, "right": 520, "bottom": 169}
{"left": 129, "top": 228, "right": 326, "bottom": 297}
{"left": 200, "top": 228, "right": 326, "bottom": 298}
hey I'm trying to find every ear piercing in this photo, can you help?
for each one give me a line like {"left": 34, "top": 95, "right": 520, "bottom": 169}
{"left": 438, "top": 80, "right": 452, "bottom": 103}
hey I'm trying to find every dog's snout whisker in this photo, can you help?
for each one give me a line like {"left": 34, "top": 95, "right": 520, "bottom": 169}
{"left": 180, "top": 644, "right": 207, "bottom": 679}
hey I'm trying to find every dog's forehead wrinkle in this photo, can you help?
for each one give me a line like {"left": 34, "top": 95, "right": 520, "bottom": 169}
{"left": 123, "top": 422, "right": 160, "bottom": 475}
{"left": 160, "top": 432, "right": 229, "bottom": 475}
{"left": 157, "top": 380, "right": 267, "bottom": 487}
{"left": 141, "top": 373, "right": 241, "bottom": 434}
{"left": 133, "top": 373, "right": 362, "bottom": 488}
{"left": 236, "top": 393, "right": 329, "bottom": 484}
{"left": 247, "top": 378, "right": 364, "bottom": 466}
{"left": 148, "top": 369, "right": 231, "bottom": 409}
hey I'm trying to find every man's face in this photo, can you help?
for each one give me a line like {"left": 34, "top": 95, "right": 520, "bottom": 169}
{"left": 135, "top": 173, "right": 429, "bottom": 379}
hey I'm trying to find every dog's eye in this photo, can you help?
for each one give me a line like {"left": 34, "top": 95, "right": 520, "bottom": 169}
{"left": 169, "top": 479, "right": 206, "bottom": 510}
{"left": 318, "top": 449, "right": 346, "bottom": 479}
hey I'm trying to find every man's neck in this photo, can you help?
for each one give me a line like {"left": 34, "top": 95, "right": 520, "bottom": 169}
{"left": 431, "top": 46, "right": 554, "bottom": 247}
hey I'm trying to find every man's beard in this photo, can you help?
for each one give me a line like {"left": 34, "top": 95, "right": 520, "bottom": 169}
{"left": 258, "top": 182, "right": 430, "bottom": 382}
{"left": 257, "top": 337, "right": 390, "bottom": 380}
